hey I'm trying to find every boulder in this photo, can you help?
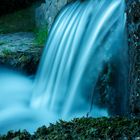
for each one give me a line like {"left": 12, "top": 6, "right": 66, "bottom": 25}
{"left": 0, "top": 32, "right": 43, "bottom": 74}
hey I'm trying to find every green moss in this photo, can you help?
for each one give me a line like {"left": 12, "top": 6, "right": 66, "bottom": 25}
{"left": 0, "top": 41, "right": 7, "bottom": 45}
{"left": 19, "top": 55, "right": 29, "bottom": 62}
{"left": 0, "top": 47, "right": 42, "bottom": 74}
{"left": 34, "top": 26, "right": 48, "bottom": 46}
{"left": 2, "top": 49, "right": 11, "bottom": 56}
{"left": 0, "top": 117, "right": 140, "bottom": 139}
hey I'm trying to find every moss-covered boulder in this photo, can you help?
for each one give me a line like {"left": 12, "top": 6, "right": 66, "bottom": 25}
{"left": 0, "top": 32, "right": 43, "bottom": 74}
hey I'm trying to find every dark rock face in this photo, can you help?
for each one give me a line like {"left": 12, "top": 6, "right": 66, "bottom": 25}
{"left": 0, "top": 0, "right": 44, "bottom": 16}
{"left": 126, "top": 0, "right": 140, "bottom": 116}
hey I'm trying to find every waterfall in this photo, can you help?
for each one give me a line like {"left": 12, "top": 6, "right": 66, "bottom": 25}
{"left": 0, "top": 0, "right": 128, "bottom": 134}
{"left": 31, "top": 0, "right": 127, "bottom": 118}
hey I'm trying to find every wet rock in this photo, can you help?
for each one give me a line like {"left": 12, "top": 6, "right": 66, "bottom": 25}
{"left": 126, "top": 0, "right": 140, "bottom": 116}
{"left": 0, "top": 32, "right": 43, "bottom": 74}
{"left": 35, "top": 3, "right": 48, "bottom": 30}
{"left": 35, "top": 0, "right": 74, "bottom": 31}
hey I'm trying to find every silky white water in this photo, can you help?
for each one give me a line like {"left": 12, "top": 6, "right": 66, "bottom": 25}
{"left": 0, "top": 0, "right": 128, "bottom": 133}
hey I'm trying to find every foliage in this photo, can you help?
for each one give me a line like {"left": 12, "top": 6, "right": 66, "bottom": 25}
{"left": 34, "top": 26, "right": 48, "bottom": 46}
{"left": 0, "top": 117, "right": 140, "bottom": 139}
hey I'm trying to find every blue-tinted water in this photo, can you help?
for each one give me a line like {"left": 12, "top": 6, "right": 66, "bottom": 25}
{"left": 0, "top": 0, "right": 128, "bottom": 133}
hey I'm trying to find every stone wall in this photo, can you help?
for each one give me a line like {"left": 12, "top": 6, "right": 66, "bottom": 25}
{"left": 127, "top": 0, "right": 140, "bottom": 116}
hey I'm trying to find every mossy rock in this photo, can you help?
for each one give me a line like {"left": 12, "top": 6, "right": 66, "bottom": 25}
{"left": 0, "top": 32, "right": 43, "bottom": 74}
{"left": 0, "top": 48, "right": 42, "bottom": 74}
{"left": 0, "top": 117, "right": 140, "bottom": 139}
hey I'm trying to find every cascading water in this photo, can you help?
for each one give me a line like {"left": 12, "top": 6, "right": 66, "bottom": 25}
{"left": 0, "top": 0, "right": 128, "bottom": 134}
{"left": 31, "top": 0, "right": 128, "bottom": 117}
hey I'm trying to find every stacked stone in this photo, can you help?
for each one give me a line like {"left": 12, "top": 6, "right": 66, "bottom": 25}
{"left": 127, "top": 0, "right": 140, "bottom": 116}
